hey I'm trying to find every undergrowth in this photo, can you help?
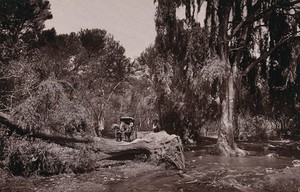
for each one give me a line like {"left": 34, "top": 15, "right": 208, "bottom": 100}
{"left": 0, "top": 126, "right": 97, "bottom": 177}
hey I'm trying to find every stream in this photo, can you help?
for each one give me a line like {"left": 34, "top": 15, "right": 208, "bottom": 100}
{"left": 108, "top": 150, "right": 297, "bottom": 192}
{"left": 1, "top": 140, "right": 300, "bottom": 192}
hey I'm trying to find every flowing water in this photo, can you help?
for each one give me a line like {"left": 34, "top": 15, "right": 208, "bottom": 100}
{"left": 107, "top": 150, "right": 297, "bottom": 192}
{"left": 1, "top": 141, "right": 300, "bottom": 192}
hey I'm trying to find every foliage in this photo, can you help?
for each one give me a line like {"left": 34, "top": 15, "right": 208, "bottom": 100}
{"left": 34, "top": 28, "right": 158, "bottom": 136}
{"left": 11, "top": 80, "right": 93, "bottom": 136}
{"left": 237, "top": 115, "right": 277, "bottom": 141}
{"left": 186, "top": 25, "right": 210, "bottom": 68}
{"left": 34, "top": 31, "right": 83, "bottom": 80}
{"left": 0, "top": 0, "right": 52, "bottom": 62}
{"left": 76, "top": 29, "right": 129, "bottom": 82}
{"left": 66, "top": 29, "right": 131, "bottom": 136}
{"left": 1, "top": 25, "right": 136, "bottom": 136}
{"left": 190, "top": 57, "right": 226, "bottom": 97}
{"left": 0, "top": 0, "right": 52, "bottom": 109}
{"left": 133, "top": 46, "right": 165, "bottom": 131}
{"left": 0, "top": 0, "right": 160, "bottom": 139}
{"left": 101, "top": 75, "right": 158, "bottom": 137}
{"left": 198, "top": 120, "right": 219, "bottom": 138}
{"left": 0, "top": 127, "right": 96, "bottom": 176}
{"left": 79, "top": 29, "right": 106, "bottom": 57}
{"left": 150, "top": 5, "right": 225, "bottom": 140}
{"left": 0, "top": 58, "right": 40, "bottom": 109}
{"left": 153, "top": 0, "right": 300, "bottom": 145}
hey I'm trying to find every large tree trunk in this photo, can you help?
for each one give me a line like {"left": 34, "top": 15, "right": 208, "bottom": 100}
{"left": 213, "top": 0, "right": 247, "bottom": 156}
{"left": 0, "top": 112, "right": 185, "bottom": 170}
{"left": 215, "top": 65, "right": 246, "bottom": 156}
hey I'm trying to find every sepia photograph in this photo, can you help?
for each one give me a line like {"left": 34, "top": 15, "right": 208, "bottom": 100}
{"left": 0, "top": 0, "right": 300, "bottom": 191}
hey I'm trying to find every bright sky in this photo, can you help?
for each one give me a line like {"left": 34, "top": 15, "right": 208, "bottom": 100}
{"left": 45, "top": 0, "right": 157, "bottom": 59}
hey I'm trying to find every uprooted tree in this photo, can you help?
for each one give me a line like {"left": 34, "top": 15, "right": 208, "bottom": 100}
{"left": 0, "top": 80, "right": 185, "bottom": 176}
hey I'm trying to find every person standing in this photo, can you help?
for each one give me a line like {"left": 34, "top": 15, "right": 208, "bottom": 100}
{"left": 152, "top": 119, "right": 161, "bottom": 133}
{"left": 119, "top": 121, "right": 128, "bottom": 141}
{"left": 125, "top": 121, "right": 134, "bottom": 141}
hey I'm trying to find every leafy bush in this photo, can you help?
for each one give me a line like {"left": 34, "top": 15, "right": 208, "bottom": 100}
{"left": 237, "top": 115, "right": 278, "bottom": 140}
{"left": 0, "top": 129, "right": 96, "bottom": 176}
{"left": 199, "top": 120, "right": 220, "bottom": 138}
{"left": 11, "top": 80, "right": 93, "bottom": 136}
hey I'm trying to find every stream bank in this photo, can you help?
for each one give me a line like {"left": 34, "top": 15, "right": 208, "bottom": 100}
{"left": 1, "top": 139, "right": 300, "bottom": 192}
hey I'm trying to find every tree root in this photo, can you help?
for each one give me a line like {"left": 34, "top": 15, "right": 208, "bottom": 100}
{"left": 214, "top": 141, "right": 248, "bottom": 156}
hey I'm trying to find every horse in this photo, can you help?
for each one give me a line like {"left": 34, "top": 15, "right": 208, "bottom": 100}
{"left": 111, "top": 124, "right": 122, "bottom": 141}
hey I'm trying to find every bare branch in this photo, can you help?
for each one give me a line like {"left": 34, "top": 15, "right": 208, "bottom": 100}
{"left": 0, "top": 75, "right": 20, "bottom": 80}
{"left": 107, "top": 82, "right": 122, "bottom": 102}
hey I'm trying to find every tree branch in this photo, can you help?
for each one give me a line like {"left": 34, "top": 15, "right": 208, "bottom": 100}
{"left": 0, "top": 112, "right": 93, "bottom": 144}
{"left": 230, "top": 0, "right": 300, "bottom": 39}
{"left": 230, "top": 0, "right": 264, "bottom": 38}
{"left": 276, "top": 0, "right": 300, "bottom": 8}
{"left": 242, "top": 32, "right": 299, "bottom": 75}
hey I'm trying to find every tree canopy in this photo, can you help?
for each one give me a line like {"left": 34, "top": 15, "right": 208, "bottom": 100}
{"left": 0, "top": 0, "right": 52, "bottom": 62}
{"left": 0, "top": 0, "right": 300, "bottom": 160}
{"left": 151, "top": 0, "right": 300, "bottom": 155}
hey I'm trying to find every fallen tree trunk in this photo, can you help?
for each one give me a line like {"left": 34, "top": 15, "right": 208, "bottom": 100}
{"left": 0, "top": 112, "right": 185, "bottom": 170}
{"left": 89, "top": 132, "right": 185, "bottom": 170}
{"left": 0, "top": 112, "right": 93, "bottom": 144}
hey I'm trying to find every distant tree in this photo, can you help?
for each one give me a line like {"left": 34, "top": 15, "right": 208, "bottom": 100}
{"left": 0, "top": 31, "right": 83, "bottom": 110}
{"left": 0, "top": 0, "right": 52, "bottom": 63}
{"left": 0, "top": 0, "right": 52, "bottom": 109}
{"left": 70, "top": 29, "right": 131, "bottom": 136}
{"left": 79, "top": 29, "right": 106, "bottom": 57}
{"left": 16, "top": 28, "right": 132, "bottom": 137}
{"left": 133, "top": 46, "right": 160, "bottom": 129}
{"left": 35, "top": 32, "right": 82, "bottom": 80}
{"left": 76, "top": 29, "right": 128, "bottom": 82}
{"left": 152, "top": 1, "right": 214, "bottom": 141}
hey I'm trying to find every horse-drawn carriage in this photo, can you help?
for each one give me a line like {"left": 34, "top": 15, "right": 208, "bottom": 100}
{"left": 112, "top": 117, "right": 137, "bottom": 142}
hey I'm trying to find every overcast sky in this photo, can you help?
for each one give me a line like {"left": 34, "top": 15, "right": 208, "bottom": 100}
{"left": 45, "top": 0, "right": 157, "bottom": 59}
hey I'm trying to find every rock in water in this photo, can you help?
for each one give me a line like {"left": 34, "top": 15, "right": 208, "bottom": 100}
{"left": 266, "top": 153, "right": 279, "bottom": 158}
{"left": 292, "top": 160, "right": 300, "bottom": 167}
{"left": 139, "top": 131, "right": 185, "bottom": 170}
